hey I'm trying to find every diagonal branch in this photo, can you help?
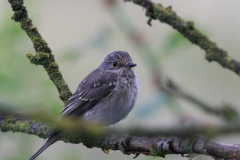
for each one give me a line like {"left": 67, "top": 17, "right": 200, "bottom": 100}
{"left": 8, "top": 0, "right": 72, "bottom": 103}
{"left": 105, "top": 1, "right": 240, "bottom": 122}
{"left": 125, "top": 0, "right": 240, "bottom": 77}
{"left": 161, "top": 79, "right": 240, "bottom": 122}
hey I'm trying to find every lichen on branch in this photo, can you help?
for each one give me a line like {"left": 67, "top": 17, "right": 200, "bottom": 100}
{"left": 1, "top": 113, "right": 240, "bottom": 159}
{"left": 8, "top": 0, "right": 72, "bottom": 103}
{"left": 126, "top": 0, "right": 240, "bottom": 76}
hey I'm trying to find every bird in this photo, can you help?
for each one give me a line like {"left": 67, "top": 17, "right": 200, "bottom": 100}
{"left": 29, "top": 51, "right": 139, "bottom": 160}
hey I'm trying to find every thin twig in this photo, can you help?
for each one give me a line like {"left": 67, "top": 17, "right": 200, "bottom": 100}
{"left": 161, "top": 79, "right": 239, "bottom": 122}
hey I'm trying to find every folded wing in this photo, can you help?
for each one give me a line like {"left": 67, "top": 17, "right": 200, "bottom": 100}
{"left": 60, "top": 69, "right": 118, "bottom": 119}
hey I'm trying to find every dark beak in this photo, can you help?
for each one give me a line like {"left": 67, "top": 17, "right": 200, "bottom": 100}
{"left": 125, "top": 62, "right": 137, "bottom": 67}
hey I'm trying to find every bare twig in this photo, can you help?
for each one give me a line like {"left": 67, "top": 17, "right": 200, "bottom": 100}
{"left": 8, "top": 0, "right": 72, "bottom": 103}
{"left": 162, "top": 79, "right": 239, "bottom": 122}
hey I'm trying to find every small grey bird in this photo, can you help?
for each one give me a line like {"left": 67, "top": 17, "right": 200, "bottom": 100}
{"left": 30, "top": 51, "right": 139, "bottom": 160}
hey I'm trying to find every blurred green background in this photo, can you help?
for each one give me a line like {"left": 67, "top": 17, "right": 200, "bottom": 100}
{"left": 1, "top": 0, "right": 240, "bottom": 160}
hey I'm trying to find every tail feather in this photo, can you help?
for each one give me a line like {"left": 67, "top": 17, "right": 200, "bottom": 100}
{"left": 29, "top": 132, "right": 60, "bottom": 160}
{"left": 44, "top": 129, "right": 59, "bottom": 140}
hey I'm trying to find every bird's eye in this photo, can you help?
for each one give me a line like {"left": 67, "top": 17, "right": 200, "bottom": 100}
{"left": 112, "top": 62, "right": 118, "bottom": 67}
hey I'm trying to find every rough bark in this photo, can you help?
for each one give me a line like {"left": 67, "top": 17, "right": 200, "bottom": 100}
{"left": 1, "top": 114, "right": 240, "bottom": 159}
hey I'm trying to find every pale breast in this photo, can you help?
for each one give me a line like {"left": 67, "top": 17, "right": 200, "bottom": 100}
{"left": 105, "top": 76, "right": 139, "bottom": 125}
{"left": 82, "top": 76, "right": 139, "bottom": 126}
{"left": 116, "top": 76, "right": 139, "bottom": 111}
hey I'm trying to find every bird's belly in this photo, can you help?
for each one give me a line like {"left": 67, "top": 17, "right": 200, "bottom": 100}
{"left": 82, "top": 78, "right": 139, "bottom": 126}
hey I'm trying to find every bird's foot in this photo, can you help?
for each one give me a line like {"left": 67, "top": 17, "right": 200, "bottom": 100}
{"left": 102, "top": 149, "right": 110, "bottom": 154}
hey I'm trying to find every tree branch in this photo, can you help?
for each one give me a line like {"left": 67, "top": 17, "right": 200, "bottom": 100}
{"left": 161, "top": 79, "right": 240, "bottom": 122}
{"left": 1, "top": 113, "right": 240, "bottom": 159}
{"left": 125, "top": 0, "right": 240, "bottom": 77}
{"left": 8, "top": 0, "right": 72, "bottom": 103}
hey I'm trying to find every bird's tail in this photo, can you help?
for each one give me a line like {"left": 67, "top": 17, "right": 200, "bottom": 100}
{"left": 29, "top": 130, "right": 60, "bottom": 160}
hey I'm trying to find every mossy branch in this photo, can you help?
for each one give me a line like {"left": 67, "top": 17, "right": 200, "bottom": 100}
{"left": 8, "top": 0, "right": 72, "bottom": 103}
{"left": 2, "top": 113, "right": 240, "bottom": 159}
{"left": 125, "top": 0, "right": 240, "bottom": 76}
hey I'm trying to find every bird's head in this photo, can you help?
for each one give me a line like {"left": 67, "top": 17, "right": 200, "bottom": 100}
{"left": 99, "top": 51, "right": 137, "bottom": 77}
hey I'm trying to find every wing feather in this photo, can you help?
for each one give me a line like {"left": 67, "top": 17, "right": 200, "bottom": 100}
{"left": 60, "top": 69, "right": 117, "bottom": 119}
